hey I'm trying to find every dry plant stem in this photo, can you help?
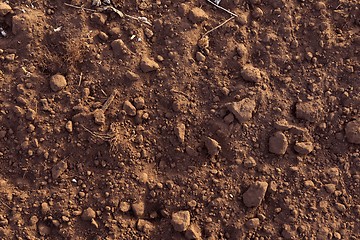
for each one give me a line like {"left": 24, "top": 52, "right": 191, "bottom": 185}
{"left": 64, "top": 3, "right": 96, "bottom": 12}
{"left": 0, "top": 199, "right": 11, "bottom": 210}
{"left": 80, "top": 124, "right": 115, "bottom": 140}
{"left": 102, "top": 90, "right": 118, "bottom": 111}
{"left": 202, "top": 16, "right": 235, "bottom": 37}
{"left": 206, "top": 0, "right": 238, "bottom": 17}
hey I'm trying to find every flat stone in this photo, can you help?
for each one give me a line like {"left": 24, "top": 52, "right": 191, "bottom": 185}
{"left": 269, "top": 131, "right": 288, "bottom": 155}
{"left": 345, "top": 120, "right": 360, "bottom": 144}
{"left": 188, "top": 7, "right": 208, "bottom": 23}
{"left": 294, "top": 141, "right": 313, "bottom": 155}
{"left": 243, "top": 181, "right": 268, "bottom": 207}
{"left": 51, "top": 161, "right": 68, "bottom": 179}
{"left": 81, "top": 207, "right": 96, "bottom": 221}
{"left": 50, "top": 74, "right": 67, "bottom": 92}
{"left": 140, "top": 57, "right": 159, "bottom": 72}
{"left": 171, "top": 210, "right": 191, "bottom": 232}
{"left": 226, "top": 98, "right": 256, "bottom": 123}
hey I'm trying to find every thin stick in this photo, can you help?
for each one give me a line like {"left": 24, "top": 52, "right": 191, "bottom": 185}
{"left": 0, "top": 199, "right": 11, "bottom": 210}
{"left": 206, "top": 0, "right": 238, "bottom": 17}
{"left": 64, "top": 3, "right": 96, "bottom": 12}
{"left": 80, "top": 124, "right": 115, "bottom": 140}
{"left": 202, "top": 16, "right": 235, "bottom": 37}
{"left": 101, "top": 90, "right": 118, "bottom": 111}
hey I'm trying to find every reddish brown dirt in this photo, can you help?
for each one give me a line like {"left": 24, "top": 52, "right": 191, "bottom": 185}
{"left": 0, "top": 0, "right": 359, "bottom": 239}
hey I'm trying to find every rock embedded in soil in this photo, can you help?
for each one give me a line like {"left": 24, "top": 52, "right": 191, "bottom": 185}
{"left": 174, "top": 123, "right": 186, "bottom": 143}
{"left": 140, "top": 57, "right": 159, "bottom": 73}
{"left": 119, "top": 202, "right": 131, "bottom": 212}
{"left": 243, "top": 181, "right": 268, "bottom": 207}
{"left": 81, "top": 207, "right": 96, "bottom": 221}
{"left": 137, "top": 219, "right": 154, "bottom": 234}
{"left": 295, "top": 100, "right": 322, "bottom": 122}
{"left": 246, "top": 218, "right": 260, "bottom": 229}
{"left": 345, "top": 120, "right": 360, "bottom": 144}
{"left": 269, "top": 131, "right": 288, "bottom": 155}
{"left": 226, "top": 98, "right": 256, "bottom": 123}
{"left": 0, "top": 2, "right": 12, "bottom": 16}
{"left": 111, "top": 39, "right": 131, "bottom": 57}
{"left": 241, "top": 65, "right": 263, "bottom": 83}
{"left": 171, "top": 210, "right": 191, "bottom": 232}
{"left": 123, "top": 100, "right": 137, "bottom": 116}
{"left": 41, "top": 202, "right": 50, "bottom": 215}
{"left": 132, "top": 202, "right": 145, "bottom": 217}
{"left": 38, "top": 223, "right": 51, "bottom": 236}
{"left": 50, "top": 74, "right": 67, "bottom": 92}
{"left": 93, "top": 109, "right": 106, "bottom": 125}
{"left": 90, "top": 13, "right": 107, "bottom": 25}
{"left": 125, "top": 70, "right": 140, "bottom": 82}
{"left": 185, "top": 223, "right": 202, "bottom": 239}
{"left": 195, "top": 51, "right": 206, "bottom": 62}
{"left": 204, "top": 137, "right": 221, "bottom": 157}
{"left": 294, "top": 141, "right": 314, "bottom": 155}
{"left": 188, "top": 7, "right": 208, "bottom": 24}
{"left": 51, "top": 161, "right": 68, "bottom": 179}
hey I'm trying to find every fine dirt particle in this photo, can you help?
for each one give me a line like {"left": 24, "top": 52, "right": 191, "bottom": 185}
{"left": 140, "top": 57, "right": 159, "bottom": 73}
{"left": 81, "top": 207, "right": 96, "bottom": 221}
{"left": 171, "top": 210, "right": 191, "bottom": 232}
{"left": 49, "top": 74, "right": 67, "bottom": 92}
{"left": 188, "top": 7, "right": 208, "bottom": 24}
{"left": 345, "top": 120, "right": 360, "bottom": 144}
{"left": 294, "top": 141, "right": 314, "bottom": 155}
{"left": 243, "top": 181, "right": 268, "bottom": 207}
{"left": 226, "top": 98, "right": 256, "bottom": 123}
{"left": 51, "top": 161, "right": 68, "bottom": 179}
{"left": 269, "top": 131, "right": 288, "bottom": 155}
{"left": 240, "top": 65, "right": 264, "bottom": 83}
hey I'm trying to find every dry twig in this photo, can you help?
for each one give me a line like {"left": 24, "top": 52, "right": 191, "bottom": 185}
{"left": 64, "top": 3, "right": 96, "bottom": 12}
{"left": 101, "top": 90, "right": 118, "bottom": 111}
{"left": 202, "top": 16, "right": 235, "bottom": 37}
